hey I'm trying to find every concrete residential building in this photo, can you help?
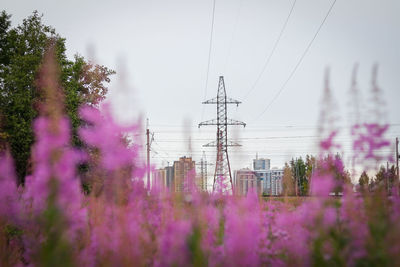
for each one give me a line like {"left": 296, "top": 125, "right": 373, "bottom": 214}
{"left": 265, "top": 169, "right": 283, "bottom": 195}
{"left": 235, "top": 156, "right": 283, "bottom": 196}
{"left": 152, "top": 168, "right": 166, "bottom": 189}
{"left": 234, "top": 168, "right": 263, "bottom": 196}
{"left": 173, "top": 156, "right": 196, "bottom": 192}
{"left": 253, "top": 157, "right": 271, "bottom": 171}
{"left": 254, "top": 169, "right": 268, "bottom": 192}
{"left": 165, "top": 166, "right": 174, "bottom": 191}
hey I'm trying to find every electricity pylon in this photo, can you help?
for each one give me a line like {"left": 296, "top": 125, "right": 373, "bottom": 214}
{"left": 196, "top": 151, "right": 213, "bottom": 191}
{"left": 199, "top": 76, "right": 245, "bottom": 192}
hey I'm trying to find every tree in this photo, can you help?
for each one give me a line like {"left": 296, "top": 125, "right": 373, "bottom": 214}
{"left": 315, "top": 154, "right": 351, "bottom": 194}
{"left": 283, "top": 155, "right": 316, "bottom": 196}
{"left": 373, "top": 165, "right": 397, "bottom": 193}
{"left": 282, "top": 163, "right": 295, "bottom": 196}
{"left": 0, "top": 11, "right": 115, "bottom": 184}
{"left": 358, "top": 171, "right": 370, "bottom": 193}
{"left": 305, "top": 155, "right": 316, "bottom": 191}
{"left": 290, "top": 157, "right": 308, "bottom": 196}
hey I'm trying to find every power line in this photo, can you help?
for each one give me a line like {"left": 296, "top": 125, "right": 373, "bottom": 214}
{"left": 150, "top": 148, "right": 170, "bottom": 162}
{"left": 143, "top": 148, "right": 395, "bottom": 153}
{"left": 155, "top": 135, "right": 318, "bottom": 142}
{"left": 138, "top": 149, "right": 395, "bottom": 157}
{"left": 152, "top": 140, "right": 172, "bottom": 158}
{"left": 255, "top": 0, "right": 338, "bottom": 120}
{"left": 223, "top": 0, "right": 244, "bottom": 73}
{"left": 138, "top": 150, "right": 394, "bottom": 158}
{"left": 243, "top": 0, "right": 298, "bottom": 100}
{"left": 148, "top": 123, "right": 400, "bottom": 129}
{"left": 139, "top": 147, "right": 395, "bottom": 154}
{"left": 140, "top": 143, "right": 396, "bottom": 155}
{"left": 151, "top": 129, "right": 400, "bottom": 135}
{"left": 201, "top": 0, "right": 217, "bottom": 121}
{"left": 148, "top": 134, "right": 400, "bottom": 142}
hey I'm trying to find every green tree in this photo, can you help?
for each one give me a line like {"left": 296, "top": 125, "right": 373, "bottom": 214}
{"left": 305, "top": 155, "right": 316, "bottom": 190}
{"left": 358, "top": 171, "right": 370, "bottom": 193}
{"left": 373, "top": 165, "right": 397, "bottom": 193}
{"left": 290, "top": 157, "right": 308, "bottom": 196}
{"left": 0, "top": 11, "right": 115, "bottom": 184}
{"left": 315, "top": 154, "right": 351, "bottom": 194}
{"left": 282, "top": 163, "right": 295, "bottom": 196}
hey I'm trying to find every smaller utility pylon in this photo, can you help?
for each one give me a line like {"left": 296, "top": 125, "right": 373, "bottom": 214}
{"left": 199, "top": 76, "right": 245, "bottom": 193}
{"left": 196, "top": 151, "right": 213, "bottom": 192}
{"left": 396, "top": 137, "right": 399, "bottom": 180}
{"left": 146, "top": 119, "right": 154, "bottom": 191}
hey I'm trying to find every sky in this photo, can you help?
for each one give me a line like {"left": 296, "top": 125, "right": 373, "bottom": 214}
{"left": 3, "top": 0, "right": 400, "bottom": 185}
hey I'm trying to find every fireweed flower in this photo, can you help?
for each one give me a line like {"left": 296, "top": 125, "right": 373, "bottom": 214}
{"left": 79, "top": 104, "right": 140, "bottom": 172}
{"left": 154, "top": 219, "right": 192, "bottom": 267}
{"left": 23, "top": 117, "right": 87, "bottom": 237}
{"left": 352, "top": 123, "right": 391, "bottom": 164}
{"left": 0, "top": 151, "right": 20, "bottom": 223}
{"left": 223, "top": 191, "right": 262, "bottom": 266}
{"left": 1, "top": 50, "right": 400, "bottom": 267}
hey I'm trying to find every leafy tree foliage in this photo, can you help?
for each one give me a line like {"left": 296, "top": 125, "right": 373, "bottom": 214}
{"left": 358, "top": 171, "right": 370, "bottom": 193}
{"left": 315, "top": 154, "right": 351, "bottom": 194}
{"left": 305, "top": 155, "right": 316, "bottom": 179}
{"left": 290, "top": 157, "right": 308, "bottom": 196}
{"left": 0, "top": 11, "right": 115, "bottom": 184}
{"left": 285, "top": 154, "right": 351, "bottom": 196}
{"left": 282, "top": 163, "right": 295, "bottom": 196}
{"left": 283, "top": 155, "right": 315, "bottom": 196}
{"left": 370, "top": 165, "right": 397, "bottom": 193}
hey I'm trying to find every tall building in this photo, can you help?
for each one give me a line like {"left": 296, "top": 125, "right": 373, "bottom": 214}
{"left": 265, "top": 169, "right": 283, "bottom": 195}
{"left": 152, "top": 168, "right": 166, "bottom": 189}
{"left": 173, "top": 156, "right": 196, "bottom": 192}
{"left": 253, "top": 157, "right": 270, "bottom": 195}
{"left": 234, "top": 168, "right": 263, "bottom": 196}
{"left": 253, "top": 158, "right": 271, "bottom": 171}
{"left": 254, "top": 170, "right": 268, "bottom": 192}
{"left": 234, "top": 156, "right": 283, "bottom": 196}
{"left": 165, "top": 166, "right": 174, "bottom": 191}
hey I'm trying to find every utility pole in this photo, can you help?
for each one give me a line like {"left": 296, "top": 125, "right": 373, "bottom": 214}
{"left": 199, "top": 76, "right": 246, "bottom": 193}
{"left": 396, "top": 137, "right": 399, "bottom": 180}
{"left": 146, "top": 121, "right": 150, "bottom": 191}
{"left": 146, "top": 119, "right": 153, "bottom": 191}
{"left": 199, "top": 152, "right": 206, "bottom": 192}
{"left": 295, "top": 159, "right": 298, "bottom": 197}
{"left": 386, "top": 161, "right": 389, "bottom": 194}
{"left": 309, "top": 160, "right": 316, "bottom": 196}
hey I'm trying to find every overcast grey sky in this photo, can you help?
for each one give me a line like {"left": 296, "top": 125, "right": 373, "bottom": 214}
{"left": 3, "top": 0, "right": 400, "bottom": 183}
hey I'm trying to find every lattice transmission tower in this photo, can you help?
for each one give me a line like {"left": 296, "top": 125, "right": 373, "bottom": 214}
{"left": 196, "top": 151, "right": 213, "bottom": 191}
{"left": 199, "top": 76, "right": 246, "bottom": 192}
